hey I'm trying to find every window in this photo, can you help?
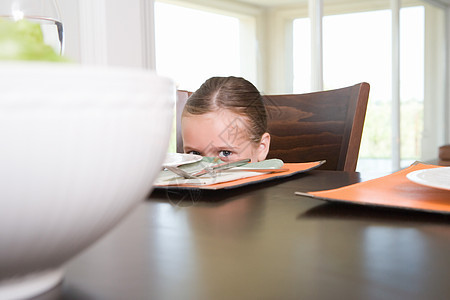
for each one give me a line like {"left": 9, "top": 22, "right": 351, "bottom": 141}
{"left": 293, "top": 2, "right": 441, "bottom": 176}
{"left": 155, "top": 1, "right": 241, "bottom": 91}
{"left": 322, "top": 9, "right": 394, "bottom": 174}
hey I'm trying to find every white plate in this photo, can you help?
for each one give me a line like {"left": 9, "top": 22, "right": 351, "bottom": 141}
{"left": 163, "top": 153, "right": 202, "bottom": 167}
{"left": 406, "top": 167, "right": 450, "bottom": 191}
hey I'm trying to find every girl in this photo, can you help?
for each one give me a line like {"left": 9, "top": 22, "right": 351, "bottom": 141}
{"left": 181, "top": 76, "right": 271, "bottom": 163}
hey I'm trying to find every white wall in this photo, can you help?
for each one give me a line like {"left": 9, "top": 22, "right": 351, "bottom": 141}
{"left": 58, "top": 0, "right": 154, "bottom": 68}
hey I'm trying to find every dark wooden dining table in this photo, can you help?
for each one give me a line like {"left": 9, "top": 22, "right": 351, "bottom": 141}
{"left": 38, "top": 170, "right": 450, "bottom": 300}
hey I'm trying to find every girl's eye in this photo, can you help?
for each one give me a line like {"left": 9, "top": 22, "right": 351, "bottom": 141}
{"left": 188, "top": 150, "right": 201, "bottom": 156}
{"left": 218, "top": 150, "right": 232, "bottom": 158}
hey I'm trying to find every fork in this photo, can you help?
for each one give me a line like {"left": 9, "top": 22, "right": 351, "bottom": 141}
{"left": 191, "top": 159, "right": 250, "bottom": 177}
{"left": 166, "top": 158, "right": 251, "bottom": 179}
{"left": 165, "top": 165, "right": 199, "bottom": 179}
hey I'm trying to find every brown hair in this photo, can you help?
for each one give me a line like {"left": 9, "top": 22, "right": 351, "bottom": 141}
{"left": 182, "top": 76, "right": 267, "bottom": 143}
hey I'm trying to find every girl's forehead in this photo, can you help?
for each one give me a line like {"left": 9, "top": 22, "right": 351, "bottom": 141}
{"left": 189, "top": 112, "right": 252, "bottom": 140}
{"left": 182, "top": 110, "right": 251, "bottom": 147}
{"left": 183, "top": 110, "right": 248, "bottom": 126}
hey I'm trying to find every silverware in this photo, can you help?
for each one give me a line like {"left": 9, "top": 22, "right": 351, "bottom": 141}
{"left": 165, "top": 166, "right": 198, "bottom": 179}
{"left": 192, "top": 158, "right": 251, "bottom": 177}
{"left": 166, "top": 158, "right": 251, "bottom": 179}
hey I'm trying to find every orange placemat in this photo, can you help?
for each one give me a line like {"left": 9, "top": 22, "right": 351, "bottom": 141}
{"left": 154, "top": 160, "right": 324, "bottom": 190}
{"left": 296, "top": 163, "right": 450, "bottom": 214}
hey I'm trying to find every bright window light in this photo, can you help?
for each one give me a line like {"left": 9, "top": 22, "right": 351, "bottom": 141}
{"left": 154, "top": 2, "right": 240, "bottom": 91}
{"left": 294, "top": 7, "right": 424, "bottom": 176}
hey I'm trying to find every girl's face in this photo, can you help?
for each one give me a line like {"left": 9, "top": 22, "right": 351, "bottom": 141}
{"left": 181, "top": 110, "right": 270, "bottom": 163}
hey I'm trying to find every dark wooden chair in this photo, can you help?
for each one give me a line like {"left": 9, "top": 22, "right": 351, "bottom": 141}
{"left": 264, "top": 82, "right": 370, "bottom": 171}
{"left": 176, "top": 90, "right": 192, "bottom": 154}
{"left": 176, "top": 82, "right": 370, "bottom": 172}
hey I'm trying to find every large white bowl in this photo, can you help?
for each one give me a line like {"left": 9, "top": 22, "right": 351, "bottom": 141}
{"left": 0, "top": 62, "right": 175, "bottom": 299}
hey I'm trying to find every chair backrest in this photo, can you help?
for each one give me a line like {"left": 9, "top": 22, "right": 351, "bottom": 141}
{"left": 176, "top": 82, "right": 370, "bottom": 172}
{"left": 176, "top": 90, "right": 192, "bottom": 154}
{"left": 264, "top": 82, "right": 370, "bottom": 171}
